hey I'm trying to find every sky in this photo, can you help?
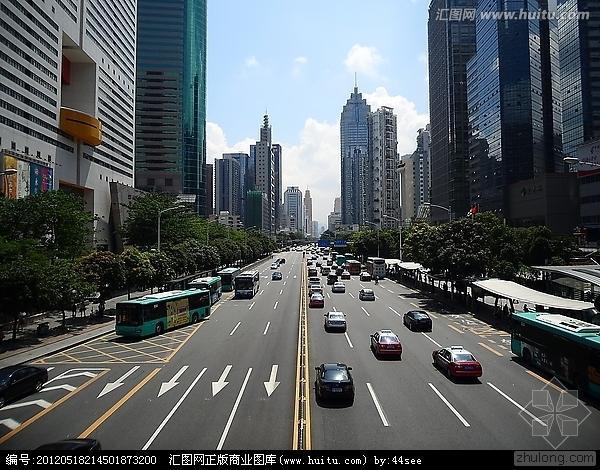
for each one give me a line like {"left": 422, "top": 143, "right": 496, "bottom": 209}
{"left": 206, "top": 0, "right": 431, "bottom": 227}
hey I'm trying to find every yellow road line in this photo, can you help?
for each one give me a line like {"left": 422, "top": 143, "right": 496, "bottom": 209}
{"left": 292, "top": 263, "right": 303, "bottom": 450}
{"left": 478, "top": 342, "right": 504, "bottom": 357}
{"left": 448, "top": 324, "right": 464, "bottom": 334}
{"left": 428, "top": 313, "right": 438, "bottom": 319}
{"left": 526, "top": 370, "right": 566, "bottom": 393}
{"left": 107, "top": 342, "right": 169, "bottom": 362}
{"left": 164, "top": 323, "right": 203, "bottom": 363}
{"left": 0, "top": 369, "right": 110, "bottom": 445}
{"left": 76, "top": 344, "right": 126, "bottom": 363}
{"left": 79, "top": 368, "right": 160, "bottom": 438}
{"left": 410, "top": 302, "right": 421, "bottom": 309}
{"left": 304, "top": 277, "right": 312, "bottom": 450}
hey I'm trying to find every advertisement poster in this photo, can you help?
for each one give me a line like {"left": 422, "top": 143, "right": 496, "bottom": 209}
{"left": 30, "top": 163, "right": 43, "bottom": 195}
{"left": 41, "top": 166, "right": 53, "bottom": 192}
{"left": 166, "top": 298, "right": 189, "bottom": 329}
{"left": 17, "top": 160, "right": 30, "bottom": 198}
{"left": 3, "top": 155, "right": 17, "bottom": 199}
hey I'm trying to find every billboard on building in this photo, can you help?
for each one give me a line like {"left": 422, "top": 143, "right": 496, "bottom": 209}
{"left": 1, "top": 153, "right": 53, "bottom": 199}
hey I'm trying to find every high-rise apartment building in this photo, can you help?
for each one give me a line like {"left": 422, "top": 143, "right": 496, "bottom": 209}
{"left": 428, "top": 0, "right": 476, "bottom": 222}
{"left": 135, "top": 0, "right": 207, "bottom": 214}
{"left": 215, "top": 158, "right": 241, "bottom": 216}
{"left": 251, "top": 114, "right": 276, "bottom": 234}
{"left": 304, "top": 189, "right": 313, "bottom": 236}
{"left": 0, "top": 0, "right": 137, "bottom": 249}
{"left": 284, "top": 186, "right": 303, "bottom": 234}
{"left": 223, "top": 152, "right": 251, "bottom": 222}
{"left": 272, "top": 143, "right": 282, "bottom": 230}
{"left": 400, "top": 154, "right": 415, "bottom": 222}
{"left": 340, "top": 85, "right": 371, "bottom": 225}
{"left": 400, "top": 126, "right": 431, "bottom": 222}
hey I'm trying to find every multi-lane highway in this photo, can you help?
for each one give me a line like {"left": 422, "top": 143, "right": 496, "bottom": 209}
{"left": 0, "top": 249, "right": 599, "bottom": 450}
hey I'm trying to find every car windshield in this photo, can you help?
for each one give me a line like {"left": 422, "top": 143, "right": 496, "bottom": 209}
{"left": 453, "top": 353, "right": 476, "bottom": 362}
{"left": 413, "top": 312, "right": 429, "bottom": 319}
{"left": 323, "top": 369, "right": 349, "bottom": 381}
{"left": 329, "top": 314, "right": 344, "bottom": 320}
{"left": 379, "top": 335, "right": 398, "bottom": 343}
{"left": 311, "top": 294, "right": 323, "bottom": 300}
{"left": 363, "top": 290, "right": 373, "bottom": 294}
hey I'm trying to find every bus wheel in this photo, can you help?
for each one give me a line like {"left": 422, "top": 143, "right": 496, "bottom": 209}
{"left": 155, "top": 323, "right": 164, "bottom": 335}
{"left": 523, "top": 348, "right": 532, "bottom": 364}
{"left": 192, "top": 313, "right": 199, "bottom": 323}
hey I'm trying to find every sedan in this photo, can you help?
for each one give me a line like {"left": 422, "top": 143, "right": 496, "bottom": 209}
{"left": 324, "top": 311, "right": 347, "bottom": 332}
{"left": 359, "top": 288, "right": 375, "bottom": 301}
{"left": 314, "top": 363, "right": 354, "bottom": 402}
{"left": 341, "top": 270, "right": 351, "bottom": 280}
{"left": 331, "top": 282, "right": 346, "bottom": 293}
{"left": 370, "top": 330, "right": 402, "bottom": 358}
{"left": 316, "top": 261, "right": 322, "bottom": 268}
{"left": 404, "top": 310, "right": 432, "bottom": 331}
{"left": 270, "top": 263, "right": 278, "bottom": 270}
{"left": 0, "top": 365, "right": 48, "bottom": 408}
{"left": 309, "top": 293, "right": 325, "bottom": 308}
{"left": 272, "top": 271, "right": 283, "bottom": 281}
{"left": 359, "top": 272, "right": 372, "bottom": 282}
{"left": 432, "top": 346, "right": 483, "bottom": 379}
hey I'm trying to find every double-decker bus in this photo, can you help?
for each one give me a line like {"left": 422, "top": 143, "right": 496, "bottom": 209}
{"left": 217, "top": 267, "right": 241, "bottom": 292}
{"left": 346, "top": 260, "right": 361, "bottom": 276}
{"left": 189, "top": 276, "right": 222, "bottom": 305}
{"left": 115, "top": 289, "right": 211, "bottom": 337}
{"left": 366, "top": 257, "right": 386, "bottom": 279}
{"left": 234, "top": 271, "right": 260, "bottom": 298}
{"left": 511, "top": 312, "right": 600, "bottom": 399}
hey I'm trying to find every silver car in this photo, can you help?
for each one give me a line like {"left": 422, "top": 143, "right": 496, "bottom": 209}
{"left": 324, "top": 311, "right": 347, "bottom": 331}
{"left": 359, "top": 288, "right": 375, "bottom": 301}
{"left": 332, "top": 282, "right": 346, "bottom": 293}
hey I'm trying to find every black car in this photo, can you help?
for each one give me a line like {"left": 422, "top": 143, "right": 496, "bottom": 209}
{"left": 403, "top": 310, "right": 432, "bottom": 331}
{"left": 279, "top": 258, "right": 286, "bottom": 264}
{"left": 272, "top": 271, "right": 283, "bottom": 281}
{"left": 0, "top": 365, "right": 48, "bottom": 408}
{"left": 36, "top": 439, "right": 102, "bottom": 451}
{"left": 314, "top": 363, "right": 354, "bottom": 403}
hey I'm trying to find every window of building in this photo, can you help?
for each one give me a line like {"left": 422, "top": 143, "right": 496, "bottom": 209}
{"left": 11, "top": 141, "right": 16, "bottom": 150}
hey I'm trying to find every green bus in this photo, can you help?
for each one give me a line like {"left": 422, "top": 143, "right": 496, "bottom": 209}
{"left": 115, "top": 289, "right": 211, "bottom": 337}
{"left": 511, "top": 312, "right": 600, "bottom": 400}
{"left": 217, "top": 267, "right": 241, "bottom": 292}
{"left": 336, "top": 255, "right": 346, "bottom": 267}
{"left": 189, "top": 276, "right": 222, "bottom": 305}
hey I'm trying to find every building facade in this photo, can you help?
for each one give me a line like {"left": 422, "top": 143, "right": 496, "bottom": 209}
{"left": 304, "top": 189, "right": 313, "bottom": 236}
{"left": 223, "top": 152, "right": 250, "bottom": 222}
{"left": 245, "top": 189, "right": 270, "bottom": 233}
{"left": 340, "top": 85, "right": 371, "bottom": 225}
{"left": 428, "top": 0, "right": 476, "bottom": 222}
{"left": 0, "top": 0, "right": 137, "bottom": 250}
{"left": 215, "top": 157, "right": 241, "bottom": 216}
{"left": 400, "top": 153, "right": 416, "bottom": 222}
{"left": 217, "top": 211, "right": 241, "bottom": 230}
{"left": 135, "top": 0, "right": 207, "bottom": 214}
{"left": 272, "top": 143, "right": 282, "bottom": 231}
{"left": 251, "top": 114, "right": 276, "bottom": 234}
{"left": 284, "top": 186, "right": 304, "bottom": 234}
{"left": 204, "top": 163, "right": 213, "bottom": 217}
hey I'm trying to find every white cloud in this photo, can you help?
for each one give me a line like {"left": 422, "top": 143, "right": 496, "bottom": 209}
{"left": 363, "top": 87, "right": 429, "bottom": 155}
{"left": 205, "top": 122, "right": 254, "bottom": 163}
{"left": 292, "top": 56, "right": 308, "bottom": 77}
{"left": 245, "top": 56, "right": 259, "bottom": 68}
{"left": 418, "top": 51, "right": 429, "bottom": 84}
{"left": 344, "top": 44, "right": 384, "bottom": 78}
{"left": 294, "top": 56, "right": 308, "bottom": 64}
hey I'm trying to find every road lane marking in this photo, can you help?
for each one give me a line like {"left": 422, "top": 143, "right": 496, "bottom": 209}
{"left": 360, "top": 284, "right": 365, "bottom": 288}
{"left": 375, "top": 295, "right": 380, "bottom": 299}
{"left": 411, "top": 302, "right": 421, "bottom": 309}
{"left": 143, "top": 368, "right": 207, "bottom": 450}
{"left": 267, "top": 281, "right": 271, "bottom": 286}
{"left": 326, "top": 292, "right": 331, "bottom": 299}
{"left": 274, "top": 301, "right": 279, "bottom": 309}
{"left": 212, "top": 365, "right": 232, "bottom": 396}
{"left": 499, "top": 345, "right": 508, "bottom": 350}
{"left": 264, "top": 365, "right": 280, "bottom": 397}
{"left": 47, "top": 367, "right": 55, "bottom": 372}
{"left": 80, "top": 368, "right": 160, "bottom": 438}
{"left": 366, "top": 383, "right": 389, "bottom": 427}
{"left": 487, "top": 382, "right": 547, "bottom": 427}
{"left": 41, "top": 384, "right": 76, "bottom": 393}
{"left": 388, "top": 306, "right": 401, "bottom": 317}
{"left": 344, "top": 332, "right": 354, "bottom": 348}
{"left": 279, "top": 289, "right": 283, "bottom": 295}
{"left": 284, "top": 281, "right": 287, "bottom": 286}
{"left": 422, "top": 333, "right": 442, "bottom": 348}
{"left": 2, "top": 399, "right": 51, "bottom": 411}
{"left": 525, "top": 371, "right": 566, "bottom": 393}
{"left": 259, "top": 290, "right": 264, "bottom": 296}
{"left": 387, "top": 289, "right": 394, "bottom": 294}
{"left": 448, "top": 324, "right": 464, "bottom": 335}
{"left": 229, "top": 322, "right": 241, "bottom": 336}
{"left": 429, "top": 313, "right": 438, "bottom": 319}
{"left": 478, "top": 342, "right": 503, "bottom": 357}
{"left": 361, "top": 306, "right": 370, "bottom": 317}
{"left": 0, "top": 419, "right": 19, "bottom": 430}
{"left": 158, "top": 365, "right": 189, "bottom": 397}
{"left": 332, "top": 306, "right": 337, "bottom": 311}
{"left": 217, "top": 368, "right": 252, "bottom": 450}
{"left": 98, "top": 366, "right": 140, "bottom": 398}
{"left": 263, "top": 322, "right": 271, "bottom": 335}
{"left": 249, "top": 302, "right": 255, "bottom": 310}
{"left": 349, "top": 293, "right": 355, "bottom": 298}
{"left": 428, "top": 383, "right": 470, "bottom": 427}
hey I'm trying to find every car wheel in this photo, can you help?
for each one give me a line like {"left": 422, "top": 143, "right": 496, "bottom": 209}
{"left": 192, "top": 313, "right": 199, "bottom": 323}
{"left": 34, "top": 380, "right": 43, "bottom": 392}
{"left": 155, "top": 322, "right": 164, "bottom": 335}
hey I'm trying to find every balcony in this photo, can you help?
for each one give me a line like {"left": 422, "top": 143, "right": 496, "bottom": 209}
{"left": 59, "top": 107, "right": 102, "bottom": 146}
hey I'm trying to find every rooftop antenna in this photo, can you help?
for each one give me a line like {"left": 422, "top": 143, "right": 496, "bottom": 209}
{"left": 354, "top": 72, "right": 357, "bottom": 88}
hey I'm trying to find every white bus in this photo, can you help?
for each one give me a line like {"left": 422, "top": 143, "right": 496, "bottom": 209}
{"left": 234, "top": 271, "right": 260, "bottom": 299}
{"left": 366, "top": 257, "right": 386, "bottom": 279}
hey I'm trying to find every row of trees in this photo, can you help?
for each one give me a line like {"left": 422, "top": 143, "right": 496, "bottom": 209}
{"left": 0, "top": 191, "right": 276, "bottom": 340}
{"left": 328, "top": 213, "right": 579, "bottom": 283}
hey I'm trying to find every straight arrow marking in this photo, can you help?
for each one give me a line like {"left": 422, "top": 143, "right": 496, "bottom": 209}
{"left": 264, "top": 365, "right": 280, "bottom": 397}
{"left": 158, "top": 365, "right": 189, "bottom": 397}
{"left": 98, "top": 366, "right": 140, "bottom": 398}
{"left": 212, "top": 365, "right": 232, "bottom": 397}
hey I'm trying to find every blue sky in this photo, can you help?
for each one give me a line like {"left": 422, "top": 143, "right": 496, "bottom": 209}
{"left": 206, "top": 0, "right": 431, "bottom": 226}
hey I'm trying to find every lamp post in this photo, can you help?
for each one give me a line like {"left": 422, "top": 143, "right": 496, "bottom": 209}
{"left": 422, "top": 202, "right": 452, "bottom": 222}
{"left": 157, "top": 206, "right": 183, "bottom": 251}
{"left": 383, "top": 215, "right": 402, "bottom": 262}
{"left": 364, "top": 221, "right": 380, "bottom": 258}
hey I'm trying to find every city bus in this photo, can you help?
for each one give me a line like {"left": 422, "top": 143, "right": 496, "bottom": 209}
{"left": 366, "top": 257, "right": 386, "bottom": 279}
{"left": 346, "top": 260, "right": 361, "bottom": 276}
{"left": 115, "top": 289, "right": 211, "bottom": 337}
{"left": 511, "top": 312, "right": 600, "bottom": 399}
{"left": 234, "top": 270, "right": 260, "bottom": 299}
{"left": 217, "top": 267, "right": 241, "bottom": 292}
{"left": 189, "top": 276, "right": 222, "bottom": 305}
{"left": 336, "top": 254, "right": 346, "bottom": 267}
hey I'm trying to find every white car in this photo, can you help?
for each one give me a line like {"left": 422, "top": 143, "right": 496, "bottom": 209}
{"left": 332, "top": 282, "right": 346, "bottom": 293}
{"left": 270, "top": 263, "right": 278, "bottom": 269}
{"left": 341, "top": 271, "right": 351, "bottom": 280}
{"left": 324, "top": 311, "right": 347, "bottom": 331}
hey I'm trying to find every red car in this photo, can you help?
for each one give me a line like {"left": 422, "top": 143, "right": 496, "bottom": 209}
{"left": 432, "top": 346, "right": 482, "bottom": 379}
{"left": 370, "top": 330, "right": 402, "bottom": 358}
{"left": 309, "top": 293, "right": 325, "bottom": 308}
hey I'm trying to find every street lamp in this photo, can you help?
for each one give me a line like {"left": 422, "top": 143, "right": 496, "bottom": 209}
{"left": 383, "top": 215, "right": 402, "bottom": 262}
{"left": 422, "top": 202, "right": 452, "bottom": 222}
{"left": 364, "top": 221, "right": 380, "bottom": 258}
{"left": 157, "top": 205, "right": 183, "bottom": 251}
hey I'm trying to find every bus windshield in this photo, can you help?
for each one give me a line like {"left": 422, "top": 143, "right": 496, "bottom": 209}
{"left": 235, "top": 277, "right": 254, "bottom": 290}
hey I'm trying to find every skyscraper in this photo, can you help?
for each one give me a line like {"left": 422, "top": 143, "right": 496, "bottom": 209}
{"left": 400, "top": 126, "right": 431, "bottom": 222}
{"left": 468, "top": 0, "right": 563, "bottom": 217}
{"left": 304, "top": 189, "right": 313, "bottom": 236}
{"left": 272, "top": 143, "right": 283, "bottom": 230}
{"left": 135, "top": 0, "right": 207, "bottom": 214}
{"left": 215, "top": 158, "right": 241, "bottom": 216}
{"left": 223, "top": 153, "right": 251, "bottom": 222}
{"left": 428, "top": 0, "right": 476, "bottom": 222}
{"left": 369, "top": 107, "right": 400, "bottom": 228}
{"left": 340, "top": 85, "right": 371, "bottom": 225}
{"left": 204, "top": 163, "right": 214, "bottom": 217}
{"left": 334, "top": 197, "right": 342, "bottom": 213}
{"left": 284, "top": 186, "right": 304, "bottom": 234}
{"left": 0, "top": 0, "right": 137, "bottom": 250}
{"left": 251, "top": 114, "right": 276, "bottom": 234}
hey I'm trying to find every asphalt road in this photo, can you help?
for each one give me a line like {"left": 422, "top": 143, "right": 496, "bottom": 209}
{"left": 1, "top": 250, "right": 599, "bottom": 451}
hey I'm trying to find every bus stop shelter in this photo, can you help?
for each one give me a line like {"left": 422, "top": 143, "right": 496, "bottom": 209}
{"left": 532, "top": 265, "right": 600, "bottom": 301}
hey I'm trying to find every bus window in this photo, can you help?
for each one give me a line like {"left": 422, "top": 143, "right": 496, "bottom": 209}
{"left": 116, "top": 305, "right": 143, "bottom": 326}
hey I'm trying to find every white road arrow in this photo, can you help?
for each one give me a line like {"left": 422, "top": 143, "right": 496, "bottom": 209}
{"left": 2, "top": 399, "right": 51, "bottom": 411}
{"left": 263, "top": 365, "right": 280, "bottom": 397}
{"left": 0, "top": 419, "right": 20, "bottom": 430}
{"left": 41, "top": 384, "right": 76, "bottom": 393}
{"left": 98, "top": 366, "right": 140, "bottom": 398}
{"left": 212, "top": 365, "right": 232, "bottom": 397}
{"left": 158, "top": 366, "right": 189, "bottom": 397}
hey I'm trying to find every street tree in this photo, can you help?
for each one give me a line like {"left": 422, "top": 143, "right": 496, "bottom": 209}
{"left": 120, "top": 247, "right": 156, "bottom": 298}
{"left": 76, "top": 251, "right": 126, "bottom": 315}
